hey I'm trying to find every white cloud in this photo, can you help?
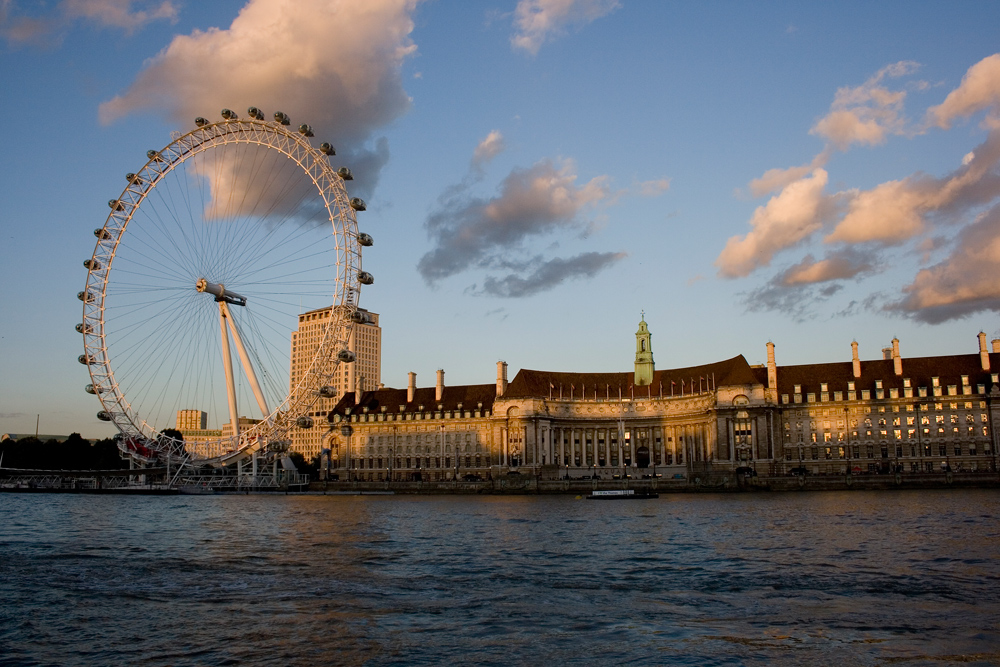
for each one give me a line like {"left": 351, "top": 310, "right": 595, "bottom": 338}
{"left": 827, "top": 128, "right": 1000, "bottom": 244}
{"left": 892, "top": 204, "right": 1000, "bottom": 322}
{"left": 927, "top": 53, "right": 1000, "bottom": 129}
{"left": 637, "top": 178, "right": 671, "bottom": 197}
{"left": 748, "top": 151, "right": 829, "bottom": 197}
{"left": 1, "top": 0, "right": 176, "bottom": 45}
{"left": 809, "top": 61, "right": 918, "bottom": 150}
{"left": 472, "top": 130, "right": 505, "bottom": 167}
{"left": 100, "top": 0, "right": 419, "bottom": 194}
{"left": 511, "top": 0, "right": 620, "bottom": 55}
{"left": 63, "top": 0, "right": 177, "bottom": 31}
{"left": 419, "top": 157, "right": 615, "bottom": 289}
{"left": 722, "top": 54, "right": 1000, "bottom": 324}
{"left": 716, "top": 169, "right": 834, "bottom": 278}
{"left": 779, "top": 249, "right": 877, "bottom": 286}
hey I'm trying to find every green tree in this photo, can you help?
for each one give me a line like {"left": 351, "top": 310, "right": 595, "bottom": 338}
{"left": 288, "top": 451, "right": 317, "bottom": 479}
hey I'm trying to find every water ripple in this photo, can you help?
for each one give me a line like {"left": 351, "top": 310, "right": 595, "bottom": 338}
{"left": 0, "top": 490, "right": 998, "bottom": 666}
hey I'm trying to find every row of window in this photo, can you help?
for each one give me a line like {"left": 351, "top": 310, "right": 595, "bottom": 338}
{"left": 785, "top": 443, "right": 993, "bottom": 460}
{"left": 788, "top": 426, "right": 989, "bottom": 442}
{"left": 344, "top": 455, "right": 484, "bottom": 469}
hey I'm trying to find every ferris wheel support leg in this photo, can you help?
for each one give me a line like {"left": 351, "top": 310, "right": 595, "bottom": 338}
{"left": 220, "top": 301, "right": 271, "bottom": 418}
{"left": 219, "top": 302, "right": 240, "bottom": 441}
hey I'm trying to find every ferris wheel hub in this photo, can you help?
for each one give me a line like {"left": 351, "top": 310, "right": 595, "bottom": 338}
{"left": 196, "top": 278, "right": 247, "bottom": 306}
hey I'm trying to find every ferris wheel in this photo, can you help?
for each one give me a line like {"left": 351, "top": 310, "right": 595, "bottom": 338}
{"left": 78, "top": 107, "right": 374, "bottom": 465}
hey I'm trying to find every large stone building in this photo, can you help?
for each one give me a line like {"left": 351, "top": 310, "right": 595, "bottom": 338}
{"left": 289, "top": 306, "right": 381, "bottom": 459}
{"left": 324, "top": 318, "right": 999, "bottom": 480}
{"left": 774, "top": 333, "right": 999, "bottom": 474}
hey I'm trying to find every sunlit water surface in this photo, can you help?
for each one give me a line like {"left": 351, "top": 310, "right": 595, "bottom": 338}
{"left": 1, "top": 490, "right": 998, "bottom": 666}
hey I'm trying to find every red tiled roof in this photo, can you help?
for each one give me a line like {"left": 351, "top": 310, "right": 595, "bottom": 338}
{"left": 329, "top": 383, "right": 497, "bottom": 417}
{"left": 773, "top": 353, "right": 1000, "bottom": 395}
{"left": 503, "top": 355, "right": 760, "bottom": 399}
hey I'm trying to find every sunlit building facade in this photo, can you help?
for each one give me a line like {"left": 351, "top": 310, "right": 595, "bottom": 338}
{"left": 289, "top": 306, "right": 381, "bottom": 460}
{"left": 325, "top": 319, "right": 999, "bottom": 480}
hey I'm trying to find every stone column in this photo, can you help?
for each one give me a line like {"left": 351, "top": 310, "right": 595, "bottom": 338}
{"left": 629, "top": 427, "right": 636, "bottom": 468}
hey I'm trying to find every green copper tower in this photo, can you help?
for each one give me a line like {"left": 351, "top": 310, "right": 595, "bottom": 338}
{"left": 634, "top": 312, "right": 655, "bottom": 386}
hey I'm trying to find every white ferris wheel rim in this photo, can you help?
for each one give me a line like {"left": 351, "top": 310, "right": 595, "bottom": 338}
{"left": 79, "top": 113, "right": 365, "bottom": 465}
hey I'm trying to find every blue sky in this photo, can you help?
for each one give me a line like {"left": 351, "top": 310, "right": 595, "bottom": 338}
{"left": 2, "top": 0, "right": 1000, "bottom": 438}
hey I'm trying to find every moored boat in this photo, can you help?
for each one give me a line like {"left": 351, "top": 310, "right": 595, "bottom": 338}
{"left": 586, "top": 489, "right": 659, "bottom": 500}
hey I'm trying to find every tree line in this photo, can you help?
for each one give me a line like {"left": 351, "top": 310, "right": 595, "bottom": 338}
{"left": 1, "top": 433, "right": 322, "bottom": 478}
{"left": 0, "top": 434, "right": 130, "bottom": 470}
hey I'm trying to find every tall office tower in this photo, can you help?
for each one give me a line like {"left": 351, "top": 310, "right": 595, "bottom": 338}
{"left": 176, "top": 410, "right": 208, "bottom": 431}
{"left": 288, "top": 306, "right": 381, "bottom": 459}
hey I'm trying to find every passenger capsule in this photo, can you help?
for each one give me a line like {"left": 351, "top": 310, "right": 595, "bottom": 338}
{"left": 318, "top": 386, "right": 337, "bottom": 398}
{"left": 349, "top": 310, "right": 369, "bottom": 324}
{"left": 357, "top": 271, "right": 374, "bottom": 285}
{"left": 146, "top": 149, "right": 162, "bottom": 161}
{"left": 84, "top": 259, "right": 102, "bottom": 270}
{"left": 78, "top": 354, "right": 93, "bottom": 365}
{"left": 337, "top": 349, "right": 356, "bottom": 363}
{"left": 247, "top": 106, "right": 264, "bottom": 120}
{"left": 350, "top": 197, "right": 367, "bottom": 212}
{"left": 298, "top": 124, "right": 314, "bottom": 137}
{"left": 108, "top": 199, "right": 124, "bottom": 211}
{"left": 94, "top": 228, "right": 111, "bottom": 240}
{"left": 337, "top": 166, "right": 353, "bottom": 180}
{"left": 358, "top": 233, "right": 373, "bottom": 247}
{"left": 274, "top": 111, "right": 290, "bottom": 125}
{"left": 97, "top": 411, "right": 112, "bottom": 422}
{"left": 85, "top": 384, "right": 96, "bottom": 395}
{"left": 320, "top": 142, "right": 335, "bottom": 156}
{"left": 77, "top": 290, "right": 94, "bottom": 303}
{"left": 194, "top": 117, "right": 209, "bottom": 127}
{"left": 75, "top": 323, "right": 92, "bottom": 334}
{"left": 296, "top": 416, "right": 315, "bottom": 429}
{"left": 221, "top": 108, "right": 237, "bottom": 120}
{"left": 269, "top": 439, "right": 291, "bottom": 452}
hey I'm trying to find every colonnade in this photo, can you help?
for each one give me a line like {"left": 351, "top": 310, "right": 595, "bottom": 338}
{"left": 499, "top": 421, "right": 717, "bottom": 471}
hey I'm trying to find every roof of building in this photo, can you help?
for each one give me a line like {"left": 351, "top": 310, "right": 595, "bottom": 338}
{"left": 773, "top": 352, "right": 1000, "bottom": 395}
{"left": 329, "top": 383, "right": 497, "bottom": 417}
{"left": 503, "top": 355, "right": 760, "bottom": 399}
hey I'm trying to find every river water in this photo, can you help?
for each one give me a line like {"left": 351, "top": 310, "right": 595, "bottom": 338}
{"left": 0, "top": 490, "right": 998, "bottom": 666}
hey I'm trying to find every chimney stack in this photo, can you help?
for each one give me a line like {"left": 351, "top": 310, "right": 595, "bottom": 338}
{"left": 496, "top": 361, "right": 508, "bottom": 397}
{"left": 436, "top": 369, "right": 445, "bottom": 401}
{"left": 407, "top": 372, "right": 417, "bottom": 403}
{"left": 992, "top": 339, "right": 1000, "bottom": 354}
{"left": 766, "top": 341, "right": 777, "bottom": 390}
{"left": 851, "top": 341, "right": 861, "bottom": 378}
{"left": 892, "top": 338, "right": 902, "bottom": 376}
{"left": 979, "top": 332, "right": 990, "bottom": 371}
